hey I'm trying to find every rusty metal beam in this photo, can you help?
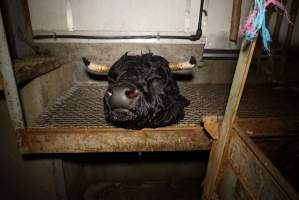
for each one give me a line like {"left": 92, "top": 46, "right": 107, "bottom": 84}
{"left": 236, "top": 118, "right": 299, "bottom": 138}
{"left": 203, "top": 117, "right": 299, "bottom": 139}
{"left": 18, "top": 126, "right": 211, "bottom": 154}
{"left": 203, "top": 37, "right": 257, "bottom": 198}
{"left": 0, "top": 9, "right": 25, "bottom": 130}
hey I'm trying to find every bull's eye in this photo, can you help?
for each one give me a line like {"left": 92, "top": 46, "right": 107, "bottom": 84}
{"left": 148, "top": 76, "right": 163, "bottom": 86}
{"left": 125, "top": 89, "right": 139, "bottom": 99}
{"left": 149, "top": 78, "right": 163, "bottom": 88}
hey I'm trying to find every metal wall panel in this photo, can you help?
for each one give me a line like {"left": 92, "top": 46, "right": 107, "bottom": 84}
{"left": 28, "top": 0, "right": 201, "bottom": 35}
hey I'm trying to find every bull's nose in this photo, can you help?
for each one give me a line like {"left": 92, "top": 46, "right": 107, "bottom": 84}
{"left": 106, "top": 84, "right": 140, "bottom": 109}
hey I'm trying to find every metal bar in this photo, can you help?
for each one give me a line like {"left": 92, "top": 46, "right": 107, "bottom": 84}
{"left": 203, "top": 117, "right": 299, "bottom": 139}
{"left": 203, "top": 37, "right": 257, "bottom": 198}
{"left": 18, "top": 126, "right": 211, "bottom": 154}
{"left": 0, "top": 9, "right": 25, "bottom": 130}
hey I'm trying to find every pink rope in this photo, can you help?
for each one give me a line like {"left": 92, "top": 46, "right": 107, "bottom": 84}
{"left": 240, "top": 0, "right": 291, "bottom": 53}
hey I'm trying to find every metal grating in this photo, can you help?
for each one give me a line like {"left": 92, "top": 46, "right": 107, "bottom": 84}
{"left": 34, "top": 83, "right": 299, "bottom": 128}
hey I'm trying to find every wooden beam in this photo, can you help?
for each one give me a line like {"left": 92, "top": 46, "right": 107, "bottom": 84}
{"left": 285, "top": 0, "right": 299, "bottom": 47}
{"left": 229, "top": 0, "right": 242, "bottom": 42}
{"left": 18, "top": 126, "right": 212, "bottom": 154}
{"left": 202, "top": 116, "right": 222, "bottom": 139}
{"left": 203, "top": 37, "right": 257, "bottom": 198}
{"left": 273, "top": 0, "right": 287, "bottom": 42}
{"left": 281, "top": 1, "right": 299, "bottom": 81}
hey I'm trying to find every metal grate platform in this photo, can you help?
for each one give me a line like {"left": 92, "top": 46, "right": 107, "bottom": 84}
{"left": 33, "top": 83, "right": 299, "bottom": 128}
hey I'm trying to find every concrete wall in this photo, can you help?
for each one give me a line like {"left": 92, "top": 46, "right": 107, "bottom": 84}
{"left": 20, "top": 63, "right": 76, "bottom": 126}
{"left": 0, "top": 96, "right": 57, "bottom": 200}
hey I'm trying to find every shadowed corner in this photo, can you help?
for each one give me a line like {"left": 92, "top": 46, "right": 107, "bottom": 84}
{"left": 190, "top": 56, "right": 197, "bottom": 65}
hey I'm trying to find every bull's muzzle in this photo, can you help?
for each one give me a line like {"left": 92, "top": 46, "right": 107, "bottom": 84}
{"left": 104, "top": 82, "right": 140, "bottom": 121}
{"left": 106, "top": 83, "right": 140, "bottom": 110}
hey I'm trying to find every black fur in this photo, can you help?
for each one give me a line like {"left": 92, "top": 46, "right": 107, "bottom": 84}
{"left": 104, "top": 53, "right": 190, "bottom": 129}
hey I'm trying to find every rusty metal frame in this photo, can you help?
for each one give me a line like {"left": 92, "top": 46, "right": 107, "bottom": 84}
{"left": 216, "top": 125, "right": 299, "bottom": 199}
{"left": 232, "top": 124, "right": 299, "bottom": 200}
{"left": 0, "top": 9, "right": 25, "bottom": 130}
{"left": 202, "top": 118, "right": 299, "bottom": 199}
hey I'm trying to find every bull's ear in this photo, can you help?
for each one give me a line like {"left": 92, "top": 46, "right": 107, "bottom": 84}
{"left": 82, "top": 57, "right": 111, "bottom": 75}
{"left": 169, "top": 56, "right": 197, "bottom": 71}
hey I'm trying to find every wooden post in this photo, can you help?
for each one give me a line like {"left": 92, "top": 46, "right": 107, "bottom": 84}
{"left": 273, "top": 0, "right": 287, "bottom": 42}
{"left": 281, "top": 0, "right": 299, "bottom": 81}
{"left": 203, "top": 37, "right": 257, "bottom": 199}
{"left": 285, "top": 0, "right": 299, "bottom": 47}
{"left": 229, "top": 0, "right": 242, "bottom": 42}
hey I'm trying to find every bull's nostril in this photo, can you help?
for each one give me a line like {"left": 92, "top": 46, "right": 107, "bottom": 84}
{"left": 125, "top": 89, "right": 139, "bottom": 99}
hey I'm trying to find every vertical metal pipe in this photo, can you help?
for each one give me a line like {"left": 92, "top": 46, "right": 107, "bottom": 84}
{"left": 0, "top": 9, "right": 25, "bottom": 130}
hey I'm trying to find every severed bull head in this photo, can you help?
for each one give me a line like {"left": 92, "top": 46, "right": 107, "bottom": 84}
{"left": 82, "top": 53, "right": 195, "bottom": 129}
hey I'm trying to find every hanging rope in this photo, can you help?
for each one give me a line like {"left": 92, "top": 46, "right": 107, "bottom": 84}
{"left": 240, "top": 0, "right": 291, "bottom": 53}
